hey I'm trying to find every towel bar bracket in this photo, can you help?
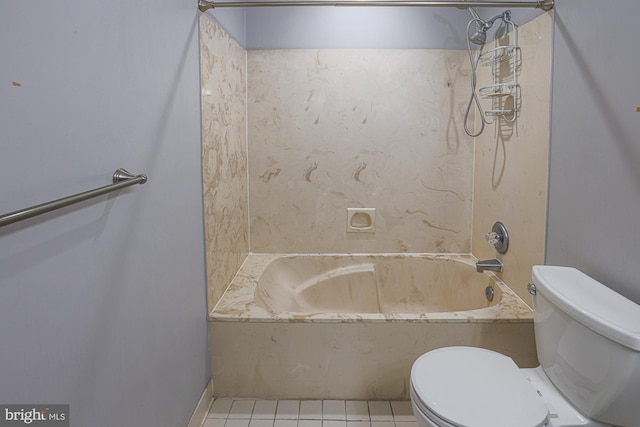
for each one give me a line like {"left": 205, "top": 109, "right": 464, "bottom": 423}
{"left": 113, "top": 168, "right": 147, "bottom": 184}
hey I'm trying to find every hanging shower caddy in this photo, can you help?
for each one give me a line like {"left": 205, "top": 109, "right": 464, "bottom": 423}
{"left": 478, "top": 22, "right": 520, "bottom": 121}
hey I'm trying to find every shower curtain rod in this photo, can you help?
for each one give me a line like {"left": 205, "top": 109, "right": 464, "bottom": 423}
{"left": 199, "top": 0, "right": 553, "bottom": 11}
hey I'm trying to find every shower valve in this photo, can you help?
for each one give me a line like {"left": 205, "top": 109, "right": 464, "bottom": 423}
{"left": 485, "top": 232, "right": 502, "bottom": 245}
{"left": 485, "top": 221, "right": 509, "bottom": 254}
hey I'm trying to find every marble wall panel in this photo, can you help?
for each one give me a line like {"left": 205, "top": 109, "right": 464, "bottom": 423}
{"left": 200, "top": 15, "right": 249, "bottom": 311}
{"left": 210, "top": 320, "right": 536, "bottom": 399}
{"left": 247, "top": 50, "right": 474, "bottom": 254}
{"left": 472, "top": 12, "right": 553, "bottom": 304}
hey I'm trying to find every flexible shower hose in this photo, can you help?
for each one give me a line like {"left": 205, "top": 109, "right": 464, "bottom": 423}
{"left": 463, "top": 18, "right": 491, "bottom": 138}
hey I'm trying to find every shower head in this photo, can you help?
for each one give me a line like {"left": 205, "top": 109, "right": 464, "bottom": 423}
{"left": 465, "top": 7, "right": 486, "bottom": 44}
{"left": 468, "top": 27, "right": 487, "bottom": 45}
{"left": 467, "top": 10, "right": 512, "bottom": 46}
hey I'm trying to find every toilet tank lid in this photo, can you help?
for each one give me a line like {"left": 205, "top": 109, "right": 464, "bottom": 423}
{"left": 532, "top": 266, "right": 640, "bottom": 351}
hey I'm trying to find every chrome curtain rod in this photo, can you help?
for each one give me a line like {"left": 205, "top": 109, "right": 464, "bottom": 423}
{"left": 199, "top": 0, "right": 554, "bottom": 11}
{"left": 0, "top": 168, "right": 148, "bottom": 228}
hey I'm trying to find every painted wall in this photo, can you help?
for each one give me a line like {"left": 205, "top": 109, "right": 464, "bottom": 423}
{"left": 208, "top": 9, "right": 247, "bottom": 47}
{"left": 246, "top": 8, "right": 469, "bottom": 49}
{"left": 0, "top": 1, "right": 208, "bottom": 426}
{"left": 546, "top": 1, "right": 640, "bottom": 304}
{"left": 247, "top": 49, "right": 474, "bottom": 253}
{"left": 200, "top": 15, "right": 250, "bottom": 312}
{"left": 472, "top": 12, "right": 553, "bottom": 304}
{"left": 208, "top": 7, "right": 544, "bottom": 50}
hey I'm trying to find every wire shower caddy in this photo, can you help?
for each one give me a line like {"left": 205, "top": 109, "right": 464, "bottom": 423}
{"left": 478, "top": 20, "right": 520, "bottom": 122}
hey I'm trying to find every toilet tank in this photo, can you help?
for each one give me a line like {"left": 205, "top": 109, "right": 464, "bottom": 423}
{"left": 532, "top": 266, "right": 640, "bottom": 427}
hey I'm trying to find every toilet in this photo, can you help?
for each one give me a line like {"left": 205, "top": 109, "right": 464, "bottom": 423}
{"left": 410, "top": 265, "right": 640, "bottom": 427}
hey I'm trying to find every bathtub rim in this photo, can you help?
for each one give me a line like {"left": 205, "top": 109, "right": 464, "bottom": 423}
{"left": 209, "top": 253, "right": 533, "bottom": 324}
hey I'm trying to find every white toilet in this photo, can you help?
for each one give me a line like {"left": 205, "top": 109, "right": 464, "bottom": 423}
{"left": 410, "top": 265, "right": 640, "bottom": 427}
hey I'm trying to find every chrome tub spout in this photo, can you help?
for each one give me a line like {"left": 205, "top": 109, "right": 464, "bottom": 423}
{"left": 476, "top": 259, "right": 503, "bottom": 273}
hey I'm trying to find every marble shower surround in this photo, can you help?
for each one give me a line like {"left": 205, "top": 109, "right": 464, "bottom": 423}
{"left": 472, "top": 12, "right": 553, "bottom": 304}
{"left": 197, "top": 17, "right": 550, "bottom": 400}
{"left": 200, "top": 14, "right": 249, "bottom": 311}
{"left": 247, "top": 49, "right": 474, "bottom": 254}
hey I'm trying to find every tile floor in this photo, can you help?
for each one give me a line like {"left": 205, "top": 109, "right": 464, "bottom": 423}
{"left": 202, "top": 399, "right": 418, "bottom": 427}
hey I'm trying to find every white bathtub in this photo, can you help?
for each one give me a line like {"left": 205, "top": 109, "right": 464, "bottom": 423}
{"left": 210, "top": 254, "right": 536, "bottom": 399}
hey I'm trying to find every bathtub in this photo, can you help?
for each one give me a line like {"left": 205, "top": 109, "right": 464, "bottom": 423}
{"left": 209, "top": 254, "right": 536, "bottom": 399}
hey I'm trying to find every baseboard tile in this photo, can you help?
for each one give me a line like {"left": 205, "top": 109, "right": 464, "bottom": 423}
{"left": 187, "top": 379, "right": 214, "bottom": 427}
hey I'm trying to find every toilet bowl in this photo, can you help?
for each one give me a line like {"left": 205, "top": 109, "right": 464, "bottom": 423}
{"left": 410, "top": 347, "right": 549, "bottom": 427}
{"left": 409, "top": 266, "right": 640, "bottom": 427}
{"left": 410, "top": 347, "right": 609, "bottom": 427}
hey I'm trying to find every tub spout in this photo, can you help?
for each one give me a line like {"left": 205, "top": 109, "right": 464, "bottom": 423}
{"left": 476, "top": 259, "right": 503, "bottom": 273}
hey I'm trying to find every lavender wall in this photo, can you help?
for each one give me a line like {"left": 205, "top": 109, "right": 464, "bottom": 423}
{"left": 209, "top": 8, "right": 247, "bottom": 46}
{"left": 0, "top": 1, "right": 208, "bottom": 426}
{"left": 208, "top": 6, "right": 544, "bottom": 49}
{"left": 546, "top": 0, "right": 640, "bottom": 303}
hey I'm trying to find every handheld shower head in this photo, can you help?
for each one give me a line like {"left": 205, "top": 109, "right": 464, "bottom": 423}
{"left": 466, "top": 10, "right": 511, "bottom": 46}
{"left": 468, "top": 27, "right": 487, "bottom": 45}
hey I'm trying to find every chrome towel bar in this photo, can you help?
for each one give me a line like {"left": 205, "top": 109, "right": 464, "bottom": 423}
{"left": 0, "top": 168, "right": 147, "bottom": 228}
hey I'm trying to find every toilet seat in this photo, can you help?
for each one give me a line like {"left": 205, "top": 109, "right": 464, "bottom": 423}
{"left": 411, "top": 387, "right": 458, "bottom": 427}
{"left": 410, "top": 347, "right": 550, "bottom": 427}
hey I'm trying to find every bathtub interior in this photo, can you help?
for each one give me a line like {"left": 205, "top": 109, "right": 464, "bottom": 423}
{"left": 255, "top": 255, "right": 502, "bottom": 314}
{"left": 210, "top": 253, "right": 532, "bottom": 323}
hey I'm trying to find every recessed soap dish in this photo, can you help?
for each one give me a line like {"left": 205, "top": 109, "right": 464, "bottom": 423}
{"left": 347, "top": 208, "right": 376, "bottom": 233}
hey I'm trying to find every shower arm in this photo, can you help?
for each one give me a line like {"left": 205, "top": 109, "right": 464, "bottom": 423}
{"left": 199, "top": 0, "right": 553, "bottom": 11}
{"left": 480, "top": 10, "right": 510, "bottom": 30}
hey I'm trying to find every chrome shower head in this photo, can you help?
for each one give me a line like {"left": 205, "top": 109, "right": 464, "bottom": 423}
{"left": 468, "top": 27, "right": 487, "bottom": 45}
{"left": 467, "top": 10, "right": 512, "bottom": 46}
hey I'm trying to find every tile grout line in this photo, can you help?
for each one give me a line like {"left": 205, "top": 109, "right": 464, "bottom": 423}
{"left": 205, "top": 399, "right": 417, "bottom": 427}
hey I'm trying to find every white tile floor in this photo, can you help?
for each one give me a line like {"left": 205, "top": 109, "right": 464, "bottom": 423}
{"left": 203, "top": 399, "right": 418, "bottom": 427}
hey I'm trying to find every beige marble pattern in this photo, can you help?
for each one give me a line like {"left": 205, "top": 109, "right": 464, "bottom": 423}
{"left": 209, "top": 253, "right": 536, "bottom": 398}
{"left": 472, "top": 12, "right": 553, "bottom": 305}
{"left": 200, "top": 15, "right": 249, "bottom": 311}
{"left": 247, "top": 50, "right": 474, "bottom": 254}
{"left": 211, "top": 254, "right": 532, "bottom": 323}
{"left": 210, "top": 321, "right": 536, "bottom": 399}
